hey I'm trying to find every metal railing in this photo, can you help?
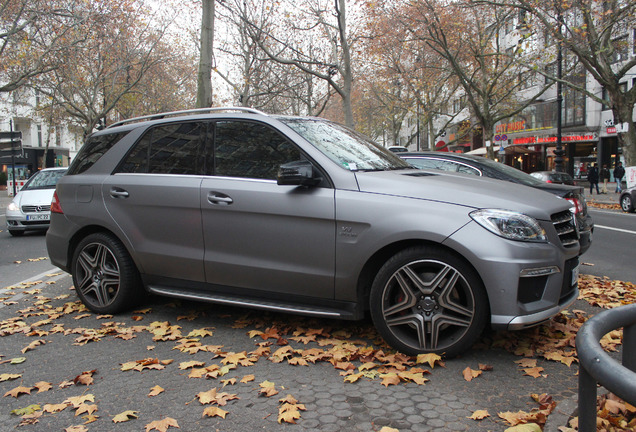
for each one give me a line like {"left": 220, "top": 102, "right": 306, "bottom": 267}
{"left": 576, "top": 303, "right": 636, "bottom": 432}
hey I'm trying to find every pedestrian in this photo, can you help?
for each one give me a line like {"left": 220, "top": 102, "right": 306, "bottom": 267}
{"left": 587, "top": 163, "right": 599, "bottom": 195}
{"left": 614, "top": 162, "right": 625, "bottom": 193}
{"left": 600, "top": 164, "right": 611, "bottom": 193}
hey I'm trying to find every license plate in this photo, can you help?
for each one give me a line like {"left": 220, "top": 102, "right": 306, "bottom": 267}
{"left": 26, "top": 214, "right": 50, "bottom": 221}
{"left": 571, "top": 264, "right": 579, "bottom": 286}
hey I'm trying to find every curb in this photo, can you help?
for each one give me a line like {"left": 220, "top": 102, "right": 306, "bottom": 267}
{"left": 545, "top": 396, "right": 577, "bottom": 432}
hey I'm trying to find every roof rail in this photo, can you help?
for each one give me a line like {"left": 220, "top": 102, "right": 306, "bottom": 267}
{"left": 106, "top": 107, "right": 268, "bottom": 129}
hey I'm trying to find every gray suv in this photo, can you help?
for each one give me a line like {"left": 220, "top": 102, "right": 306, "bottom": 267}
{"left": 46, "top": 108, "right": 580, "bottom": 357}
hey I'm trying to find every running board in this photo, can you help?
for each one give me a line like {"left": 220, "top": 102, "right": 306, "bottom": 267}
{"left": 147, "top": 286, "right": 357, "bottom": 320}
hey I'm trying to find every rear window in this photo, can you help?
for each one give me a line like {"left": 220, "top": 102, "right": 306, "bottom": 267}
{"left": 67, "top": 131, "right": 129, "bottom": 175}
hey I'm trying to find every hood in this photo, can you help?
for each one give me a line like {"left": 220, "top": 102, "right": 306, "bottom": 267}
{"left": 354, "top": 169, "right": 572, "bottom": 221}
{"left": 12, "top": 188, "right": 56, "bottom": 208}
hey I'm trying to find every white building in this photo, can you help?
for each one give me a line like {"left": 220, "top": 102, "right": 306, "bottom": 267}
{"left": 0, "top": 87, "right": 83, "bottom": 186}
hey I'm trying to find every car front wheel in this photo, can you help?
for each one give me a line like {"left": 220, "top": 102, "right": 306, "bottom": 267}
{"left": 621, "top": 194, "right": 634, "bottom": 213}
{"left": 71, "top": 232, "right": 143, "bottom": 314}
{"left": 370, "top": 246, "right": 488, "bottom": 358}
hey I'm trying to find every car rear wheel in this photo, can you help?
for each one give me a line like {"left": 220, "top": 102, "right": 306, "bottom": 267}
{"left": 621, "top": 194, "right": 634, "bottom": 213}
{"left": 370, "top": 246, "right": 488, "bottom": 358}
{"left": 71, "top": 232, "right": 143, "bottom": 314}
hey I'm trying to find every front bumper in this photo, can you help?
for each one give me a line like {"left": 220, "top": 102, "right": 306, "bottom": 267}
{"left": 445, "top": 220, "right": 580, "bottom": 331}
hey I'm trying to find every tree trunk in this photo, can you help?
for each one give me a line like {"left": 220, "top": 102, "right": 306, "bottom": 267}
{"left": 197, "top": 0, "right": 215, "bottom": 108}
{"left": 613, "top": 105, "right": 636, "bottom": 167}
{"left": 336, "top": 0, "right": 354, "bottom": 128}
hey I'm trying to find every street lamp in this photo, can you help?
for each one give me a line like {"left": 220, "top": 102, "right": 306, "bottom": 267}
{"left": 554, "top": 9, "right": 565, "bottom": 173}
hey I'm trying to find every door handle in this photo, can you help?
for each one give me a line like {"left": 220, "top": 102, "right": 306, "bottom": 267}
{"left": 110, "top": 188, "right": 129, "bottom": 198}
{"left": 208, "top": 192, "right": 233, "bottom": 205}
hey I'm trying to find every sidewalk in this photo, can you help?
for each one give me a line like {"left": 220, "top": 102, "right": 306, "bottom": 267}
{"left": 580, "top": 180, "right": 622, "bottom": 206}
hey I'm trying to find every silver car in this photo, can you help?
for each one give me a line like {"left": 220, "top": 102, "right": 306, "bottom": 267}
{"left": 6, "top": 167, "right": 68, "bottom": 236}
{"left": 46, "top": 108, "right": 580, "bottom": 357}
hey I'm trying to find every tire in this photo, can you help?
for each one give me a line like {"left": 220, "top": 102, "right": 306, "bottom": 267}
{"left": 621, "top": 194, "right": 634, "bottom": 213}
{"left": 71, "top": 232, "right": 143, "bottom": 314}
{"left": 370, "top": 246, "right": 488, "bottom": 358}
{"left": 9, "top": 230, "right": 24, "bottom": 237}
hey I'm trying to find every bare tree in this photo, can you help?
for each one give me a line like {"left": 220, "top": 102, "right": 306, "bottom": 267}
{"left": 32, "top": 0, "right": 173, "bottom": 136}
{"left": 477, "top": 0, "right": 636, "bottom": 165}
{"left": 235, "top": 0, "right": 357, "bottom": 127}
{"left": 196, "top": 0, "right": 214, "bottom": 108}
{"left": 377, "top": 0, "right": 553, "bottom": 158}
{"left": 0, "top": 0, "right": 83, "bottom": 93}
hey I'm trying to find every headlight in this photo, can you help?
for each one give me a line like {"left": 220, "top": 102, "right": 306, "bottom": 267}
{"left": 470, "top": 209, "right": 547, "bottom": 242}
{"left": 7, "top": 202, "right": 19, "bottom": 212}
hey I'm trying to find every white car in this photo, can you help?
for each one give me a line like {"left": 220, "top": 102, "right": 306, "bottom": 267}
{"left": 6, "top": 167, "right": 68, "bottom": 236}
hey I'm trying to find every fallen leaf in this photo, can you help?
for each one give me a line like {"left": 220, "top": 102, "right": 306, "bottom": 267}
{"left": 4, "top": 385, "right": 32, "bottom": 398}
{"left": 144, "top": 417, "right": 180, "bottom": 432}
{"left": 113, "top": 410, "right": 139, "bottom": 423}
{"left": 202, "top": 406, "right": 228, "bottom": 418}
{"left": 10, "top": 404, "right": 41, "bottom": 416}
{"left": 0, "top": 373, "right": 22, "bottom": 382}
{"left": 240, "top": 374, "right": 255, "bottom": 383}
{"left": 65, "top": 426, "right": 88, "bottom": 432}
{"left": 34, "top": 381, "right": 52, "bottom": 393}
{"left": 149, "top": 385, "right": 164, "bottom": 397}
{"left": 469, "top": 410, "right": 490, "bottom": 420}
{"left": 74, "top": 403, "right": 98, "bottom": 416}
{"left": 462, "top": 367, "right": 482, "bottom": 381}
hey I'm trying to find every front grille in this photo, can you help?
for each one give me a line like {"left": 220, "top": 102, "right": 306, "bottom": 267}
{"left": 551, "top": 210, "right": 578, "bottom": 247}
{"left": 22, "top": 205, "right": 51, "bottom": 213}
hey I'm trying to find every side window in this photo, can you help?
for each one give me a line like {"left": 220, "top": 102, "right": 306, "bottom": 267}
{"left": 407, "top": 158, "right": 457, "bottom": 172}
{"left": 214, "top": 121, "right": 301, "bottom": 180}
{"left": 67, "top": 131, "right": 129, "bottom": 175}
{"left": 118, "top": 122, "right": 205, "bottom": 175}
{"left": 456, "top": 164, "right": 480, "bottom": 176}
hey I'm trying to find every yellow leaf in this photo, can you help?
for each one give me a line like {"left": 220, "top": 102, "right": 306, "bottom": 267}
{"left": 4, "top": 385, "right": 32, "bottom": 398}
{"left": 0, "top": 373, "right": 21, "bottom": 382}
{"left": 462, "top": 367, "right": 482, "bottom": 381}
{"left": 43, "top": 403, "right": 68, "bottom": 413}
{"left": 179, "top": 360, "right": 205, "bottom": 370}
{"left": 504, "top": 423, "right": 542, "bottom": 432}
{"left": 468, "top": 409, "right": 490, "bottom": 420}
{"left": 202, "top": 406, "right": 228, "bottom": 418}
{"left": 148, "top": 385, "right": 164, "bottom": 397}
{"left": 522, "top": 367, "right": 544, "bottom": 378}
{"left": 197, "top": 388, "right": 218, "bottom": 405}
{"left": 240, "top": 374, "right": 255, "bottom": 383}
{"left": 380, "top": 373, "right": 400, "bottom": 387}
{"left": 416, "top": 353, "right": 443, "bottom": 368}
{"left": 144, "top": 417, "right": 179, "bottom": 432}
{"left": 113, "top": 410, "right": 139, "bottom": 423}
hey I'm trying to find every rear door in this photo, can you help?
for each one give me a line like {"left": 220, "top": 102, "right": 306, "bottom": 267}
{"left": 102, "top": 122, "right": 207, "bottom": 282}
{"left": 200, "top": 120, "right": 336, "bottom": 298}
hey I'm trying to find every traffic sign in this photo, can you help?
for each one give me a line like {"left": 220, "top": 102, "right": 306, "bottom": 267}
{"left": 0, "top": 130, "right": 23, "bottom": 158}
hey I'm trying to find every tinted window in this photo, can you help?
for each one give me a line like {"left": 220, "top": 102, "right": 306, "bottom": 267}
{"left": 67, "top": 132, "right": 129, "bottom": 175}
{"left": 118, "top": 122, "right": 205, "bottom": 175}
{"left": 214, "top": 121, "right": 301, "bottom": 180}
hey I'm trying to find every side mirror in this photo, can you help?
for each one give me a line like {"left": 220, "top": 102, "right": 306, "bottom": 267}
{"left": 277, "top": 160, "right": 322, "bottom": 187}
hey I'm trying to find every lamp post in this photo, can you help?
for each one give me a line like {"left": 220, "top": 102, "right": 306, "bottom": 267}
{"left": 554, "top": 9, "right": 565, "bottom": 172}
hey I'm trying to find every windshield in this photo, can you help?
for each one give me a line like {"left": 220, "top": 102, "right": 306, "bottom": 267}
{"left": 279, "top": 118, "right": 411, "bottom": 171}
{"left": 23, "top": 169, "right": 67, "bottom": 190}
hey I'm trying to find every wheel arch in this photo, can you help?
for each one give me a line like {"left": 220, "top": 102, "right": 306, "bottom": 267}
{"left": 67, "top": 225, "right": 144, "bottom": 275}
{"left": 356, "top": 239, "right": 489, "bottom": 314}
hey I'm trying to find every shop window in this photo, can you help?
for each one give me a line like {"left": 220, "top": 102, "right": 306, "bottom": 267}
{"left": 611, "top": 35, "right": 629, "bottom": 63}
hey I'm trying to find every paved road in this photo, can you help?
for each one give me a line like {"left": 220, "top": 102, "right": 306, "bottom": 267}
{"left": 0, "top": 192, "right": 630, "bottom": 432}
{"left": 0, "top": 265, "right": 609, "bottom": 432}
